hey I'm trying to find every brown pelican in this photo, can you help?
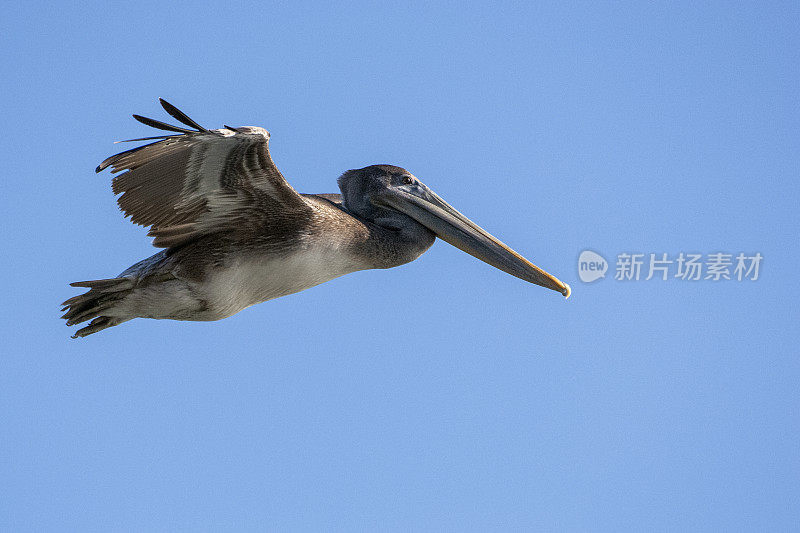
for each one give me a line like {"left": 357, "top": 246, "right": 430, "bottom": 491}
{"left": 62, "top": 99, "right": 570, "bottom": 338}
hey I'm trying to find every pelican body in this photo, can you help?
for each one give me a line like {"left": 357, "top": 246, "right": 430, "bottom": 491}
{"left": 62, "top": 100, "right": 569, "bottom": 337}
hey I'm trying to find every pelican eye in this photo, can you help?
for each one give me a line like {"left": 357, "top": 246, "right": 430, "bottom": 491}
{"left": 402, "top": 175, "right": 414, "bottom": 185}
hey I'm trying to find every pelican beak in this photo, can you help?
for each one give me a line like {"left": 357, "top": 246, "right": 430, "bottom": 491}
{"left": 377, "top": 184, "right": 571, "bottom": 298}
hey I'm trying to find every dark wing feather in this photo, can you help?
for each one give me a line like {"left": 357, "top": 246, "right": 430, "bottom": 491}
{"left": 132, "top": 114, "right": 195, "bottom": 134}
{"left": 159, "top": 98, "right": 208, "bottom": 132}
{"left": 97, "top": 102, "right": 312, "bottom": 248}
{"left": 114, "top": 134, "right": 182, "bottom": 142}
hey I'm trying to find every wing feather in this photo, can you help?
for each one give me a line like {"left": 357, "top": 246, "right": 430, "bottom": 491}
{"left": 132, "top": 114, "right": 195, "bottom": 134}
{"left": 97, "top": 101, "right": 311, "bottom": 248}
{"left": 159, "top": 98, "right": 208, "bottom": 132}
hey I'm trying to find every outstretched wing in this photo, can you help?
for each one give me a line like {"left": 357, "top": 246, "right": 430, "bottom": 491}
{"left": 96, "top": 99, "right": 311, "bottom": 248}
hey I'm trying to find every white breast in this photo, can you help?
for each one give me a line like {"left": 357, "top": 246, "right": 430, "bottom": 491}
{"left": 202, "top": 246, "right": 364, "bottom": 319}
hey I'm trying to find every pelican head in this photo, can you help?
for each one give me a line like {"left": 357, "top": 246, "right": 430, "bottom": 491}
{"left": 338, "top": 165, "right": 571, "bottom": 297}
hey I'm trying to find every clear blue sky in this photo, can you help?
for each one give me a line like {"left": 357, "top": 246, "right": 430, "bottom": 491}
{"left": 2, "top": 2, "right": 798, "bottom": 530}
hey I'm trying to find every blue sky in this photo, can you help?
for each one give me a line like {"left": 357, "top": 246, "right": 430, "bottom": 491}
{"left": 2, "top": 1, "right": 798, "bottom": 530}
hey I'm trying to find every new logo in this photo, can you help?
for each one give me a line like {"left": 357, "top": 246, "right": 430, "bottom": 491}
{"left": 578, "top": 250, "right": 608, "bottom": 283}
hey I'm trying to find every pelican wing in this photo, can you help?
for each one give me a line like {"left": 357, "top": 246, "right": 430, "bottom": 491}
{"left": 96, "top": 99, "right": 311, "bottom": 248}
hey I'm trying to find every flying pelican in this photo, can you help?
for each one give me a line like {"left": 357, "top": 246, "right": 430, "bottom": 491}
{"left": 62, "top": 99, "right": 570, "bottom": 338}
